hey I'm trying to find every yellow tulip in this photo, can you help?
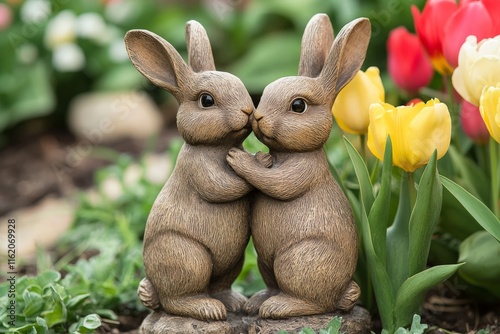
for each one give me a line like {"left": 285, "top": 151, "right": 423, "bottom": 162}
{"left": 332, "top": 66, "right": 385, "bottom": 134}
{"left": 367, "top": 99, "right": 451, "bottom": 172}
{"left": 479, "top": 84, "right": 500, "bottom": 143}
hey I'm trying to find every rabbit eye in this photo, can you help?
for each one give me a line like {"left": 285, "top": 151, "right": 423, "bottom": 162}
{"left": 291, "top": 98, "right": 307, "bottom": 113}
{"left": 200, "top": 93, "right": 215, "bottom": 108}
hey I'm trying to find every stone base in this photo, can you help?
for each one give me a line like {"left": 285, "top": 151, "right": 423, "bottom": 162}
{"left": 139, "top": 306, "right": 371, "bottom": 334}
{"left": 248, "top": 306, "right": 371, "bottom": 334}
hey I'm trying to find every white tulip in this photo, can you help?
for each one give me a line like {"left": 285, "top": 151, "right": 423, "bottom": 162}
{"left": 452, "top": 35, "right": 500, "bottom": 106}
{"left": 76, "top": 13, "right": 108, "bottom": 44}
{"left": 44, "top": 10, "right": 77, "bottom": 49}
{"left": 52, "top": 43, "right": 85, "bottom": 72}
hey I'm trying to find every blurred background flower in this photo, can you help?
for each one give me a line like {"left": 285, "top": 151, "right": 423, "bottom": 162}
{"left": 387, "top": 26, "right": 433, "bottom": 92}
{"left": 460, "top": 99, "right": 490, "bottom": 145}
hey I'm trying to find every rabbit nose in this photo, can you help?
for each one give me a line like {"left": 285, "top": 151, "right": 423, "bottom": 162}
{"left": 253, "top": 110, "right": 264, "bottom": 121}
{"left": 241, "top": 107, "right": 253, "bottom": 115}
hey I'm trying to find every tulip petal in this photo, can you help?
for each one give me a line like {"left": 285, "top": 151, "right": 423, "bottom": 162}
{"left": 404, "top": 101, "right": 450, "bottom": 171}
{"left": 480, "top": 85, "right": 500, "bottom": 143}
{"left": 467, "top": 55, "right": 500, "bottom": 105}
{"left": 367, "top": 103, "right": 391, "bottom": 160}
{"left": 368, "top": 100, "right": 451, "bottom": 172}
{"left": 388, "top": 27, "right": 434, "bottom": 92}
{"left": 332, "top": 67, "right": 384, "bottom": 134}
{"left": 443, "top": 1, "right": 494, "bottom": 68}
{"left": 482, "top": 0, "right": 500, "bottom": 35}
{"left": 412, "top": 1, "right": 458, "bottom": 59}
{"left": 366, "top": 66, "right": 385, "bottom": 102}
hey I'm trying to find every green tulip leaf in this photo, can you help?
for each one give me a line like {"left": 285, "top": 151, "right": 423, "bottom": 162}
{"left": 448, "top": 146, "right": 490, "bottom": 202}
{"left": 394, "top": 263, "right": 463, "bottom": 328}
{"left": 408, "top": 151, "right": 442, "bottom": 277}
{"left": 368, "top": 136, "right": 393, "bottom": 265}
{"left": 440, "top": 175, "right": 500, "bottom": 242}
{"left": 386, "top": 171, "right": 411, "bottom": 293}
{"left": 343, "top": 137, "right": 375, "bottom": 214}
{"left": 458, "top": 231, "right": 500, "bottom": 297}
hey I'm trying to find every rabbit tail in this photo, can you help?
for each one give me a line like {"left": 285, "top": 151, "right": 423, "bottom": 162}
{"left": 337, "top": 280, "right": 360, "bottom": 312}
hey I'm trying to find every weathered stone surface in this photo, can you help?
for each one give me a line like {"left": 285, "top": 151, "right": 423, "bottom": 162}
{"left": 139, "top": 306, "right": 371, "bottom": 334}
{"left": 139, "top": 312, "right": 252, "bottom": 334}
{"left": 248, "top": 306, "right": 371, "bottom": 334}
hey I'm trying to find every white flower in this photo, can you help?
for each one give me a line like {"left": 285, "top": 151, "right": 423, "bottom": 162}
{"left": 452, "top": 35, "right": 500, "bottom": 106}
{"left": 20, "top": 0, "right": 51, "bottom": 24}
{"left": 108, "top": 39, "right": 128, "bottom": 62}
{"left": 52, "top": 43, "right": 85, "bottom": 72}
{"left": 76, "top": 13, "right": 108, "bottom": 44}
{"left": 44, "top": 10, "right": 77, "bottom": 49}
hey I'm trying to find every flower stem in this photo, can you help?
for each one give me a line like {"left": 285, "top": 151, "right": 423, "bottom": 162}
{"left": 407, "top": 171, "right": 417, "bottom": 211}
{"left": 443, "top": 75, "right": 462, "bottom": 153}
{"left": 490, "top": 137, "right": 500, "bottom": 218}
{"left": 359, "top": 134, "right": 367, "bottom": 161}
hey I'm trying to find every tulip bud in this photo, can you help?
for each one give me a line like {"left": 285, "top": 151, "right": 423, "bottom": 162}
{"left": 460, "top": 99, "right": 490, "bottom": 145}
{"left": 479, "top": 84, "right": 500, "bottom": 143}
{"left": 331, "top": 67, "right": 384, "bottom": 135}
{"left": 387, "top": 27, "right": 434, "bottom": 93}
{"left": 367, "top": 99, "right": 451, "bottom": 172}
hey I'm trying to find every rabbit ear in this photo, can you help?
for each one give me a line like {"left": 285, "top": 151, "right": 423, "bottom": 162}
{"left": 298, "top": 13, "right": 334, "bottom": 78}
{"left": 186, "top": 20, "right": 216, "bottom": 72}
{"left": 319, "top": 18, "right": 371, "bottom": 97}
{"left": 125, "top": 29, "right": 191, "bottom": 97}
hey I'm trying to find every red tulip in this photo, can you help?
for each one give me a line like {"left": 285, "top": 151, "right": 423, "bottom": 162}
{"left": 460, "top": 99, "right": 490, "bottom": 145}
{"left": 388, "top": 27, "right": 434, "bottom": 92}
{"left": 412, "top": 0, "right": 500, "bottom": 73}
{"left": 443, "top": 0, "right": 496, "bottom": 68}
{"left": 412, "top": 0, "right": 458, "bottom": 75}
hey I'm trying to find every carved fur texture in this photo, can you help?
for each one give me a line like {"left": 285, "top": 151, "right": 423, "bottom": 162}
{"left": 125, "top": 21, "right": 255, "bottom": 321}
{"left": 227, "top": 14, "right": 371, "bottom": 319}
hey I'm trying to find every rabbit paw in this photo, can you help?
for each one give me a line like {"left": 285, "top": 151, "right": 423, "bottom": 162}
{"left": 255, "top": 151, "right": 273, "bottom": 168}
{"left": 244, "top": 288, "right": 279, "bottom": 315}
{"left": 211, "top": 289, "right": 247, "bottom": 313}
{"left": 259, "top": 294, "right": 324, "bottom": 319}
{"left": 227, "top": 148, "right": 254, "bottom": 176}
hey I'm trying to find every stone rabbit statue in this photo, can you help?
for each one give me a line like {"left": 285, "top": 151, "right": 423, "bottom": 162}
{"left": 226, "top": 14, "right": 371, "bottom": 319}
{"left": 124, "top": 21, "right": 258, "bottom": 321}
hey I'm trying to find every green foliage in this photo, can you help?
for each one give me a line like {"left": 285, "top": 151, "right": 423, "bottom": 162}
{"left": 344, "top": 137, "right": 462, "bottom": 332}
{"left": 379, "top": 315, "right": 428, "bottom": 334}
{"left": 458, "top": 231, "right": 500, "bottom": 298}
{"left": 440, "top": 175, "right": 500, "bottom": 243}
{"left": 0, "top": 270, "right": 102, "bottom": 333}
{"left": 277, "top": 316, "right": 344, "bottom": 334}
{"left": 0, "top": 147, "right": 175, "bottom": 333}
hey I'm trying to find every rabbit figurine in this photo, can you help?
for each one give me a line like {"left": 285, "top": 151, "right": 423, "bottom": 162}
{"left": 226, "top": 14, "right": 371, "bottom": 319}
{"left": 125, "top": 21, "right": 257, "bottom": 321}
